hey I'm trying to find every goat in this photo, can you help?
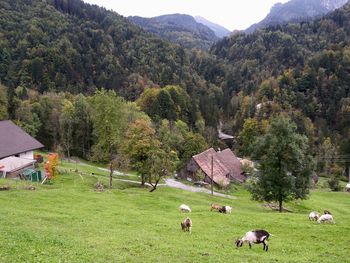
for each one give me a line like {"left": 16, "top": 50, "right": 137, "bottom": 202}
{"left": 308, "top": 211, "right": 320, "bottom": 221}
{"left": 317, "top": 214, "right": 335, "bottom": 224}
{"left": 210, "top": 203, "right": 222, "bottom": 211}
{"left": 235, "top": 230, "right": 270, "bottom": 251}
{"left": 224, "top": 206, "right": 232, "bottom": 214}
{"left": 181, "top": 217, "right": 192, "bottom": 233}
{"left": 179, "top": 204, "right": 191, "bottom": 213}
{"left": 218, "top": 205, "right": 232, "bottom": 214}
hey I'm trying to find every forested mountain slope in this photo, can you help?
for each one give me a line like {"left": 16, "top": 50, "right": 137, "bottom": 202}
{"left": 246, "top": 0, "right": 348, "bottom": 33}
{"left": 208, "top": 2, "right": 350, "bottom": 142}
{"left": 128, "top": 14, "right": 218, "bottom": 50}
{"left": 0, "top": 0, "right": 222, "bottom": 127}
{"left": 1, "top": 0, "right": 350, "bottom": 159}
{"left": 194, "top": 16, "right": 230, "bottom": 38}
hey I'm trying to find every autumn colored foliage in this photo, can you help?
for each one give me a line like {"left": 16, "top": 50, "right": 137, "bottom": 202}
{"left": 44, "top": 153, "right": 59, "bottom": 179}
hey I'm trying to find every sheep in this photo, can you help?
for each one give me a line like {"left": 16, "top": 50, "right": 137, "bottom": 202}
{"left": 235, "top": 230, "right": 270, "bottom": 252}
{"left": 179, "top": 204, "right": 191, "bottom": 213}
{"left": 218, "top": 205, "right": 232, "bottom": 214}
{"left": 180, "top": 217, "right": 192, "bottom": 233}
{"left": 324, "top": 210, "right": 332, "bottom": 215}
{"left": 210, "top": 203, "right": 222, "bottom": 211}
{"left": 317, "top": 214, "right": 335, "bottom": 224}
{"left": 308, "top": 211, "right": 320, "bottom": 221}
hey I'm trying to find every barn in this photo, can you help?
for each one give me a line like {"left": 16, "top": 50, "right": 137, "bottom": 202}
{"left": 177, "top": 148, "right": 245, "bottom": 187}
{"left": 0, "top": 120, "right": 44, "bottom": 179}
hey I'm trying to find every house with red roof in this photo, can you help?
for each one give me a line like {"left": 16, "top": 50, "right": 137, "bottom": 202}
{"left": 177, "top": 148, "right": 245, "bottom": 187}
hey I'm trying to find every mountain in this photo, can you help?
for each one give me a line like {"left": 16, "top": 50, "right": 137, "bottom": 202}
{"left": 208, "top": 1, "right": 350, "bottom": 138}
{"left": 194, "top": 16, "right": 231, "bottom": 38}
{"left": 128, "top": 14, "right": 218, "bottom": 50}
{"left": 246, "top": 0, "right": 348, "bottom": 33}
{"left": 0, "top": 0, "right": 225, "bottom": 127}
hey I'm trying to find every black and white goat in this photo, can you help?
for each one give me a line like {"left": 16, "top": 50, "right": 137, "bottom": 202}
{"left": 235, "top": 230, "right": 270, "bottom": 251}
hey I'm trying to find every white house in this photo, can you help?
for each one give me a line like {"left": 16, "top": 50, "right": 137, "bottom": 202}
{"left": 0, "top": 120, "right": 44, "bottom": 179}
{"left": 0, "top": 120, "right": 44, "bottom": 160}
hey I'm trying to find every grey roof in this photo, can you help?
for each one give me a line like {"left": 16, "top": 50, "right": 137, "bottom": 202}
{"left": 0, "top": 120, "right": 44, "bottom": 159}
{"left": 0, "top": 156, "right": 36, "bottom": 172}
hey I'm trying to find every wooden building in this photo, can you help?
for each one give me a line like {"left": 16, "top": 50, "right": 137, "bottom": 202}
{"left": 177, "top": 148, "right": 245, "bottom": 187}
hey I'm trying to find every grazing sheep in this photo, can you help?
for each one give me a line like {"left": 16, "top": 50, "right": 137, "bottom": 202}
{"left": 235, "top": 230, "right": 270, "bottom": 252}
{"left": 317, "top": 214, "right": 335, "bottom": 224}
{"left": 211, "top": 203, "right": 222, "bottom": 211}
{"left": 324, "top": 210, "right": 332, "bottom": 215}
{"left": 179, "top": 204, "right": 191, "bottom": 213}
{"left": 308, "top": 211, "right": 320, "bottom": 221}
{"left": 181, "top": 217, "right": 192, "bottom": 233}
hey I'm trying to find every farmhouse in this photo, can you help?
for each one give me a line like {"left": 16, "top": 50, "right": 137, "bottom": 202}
{"left": 0, "top": 120, "right": 44, "bottom": 179}
{"left": 177, "top": 148, "right": 245, "bottom": 187}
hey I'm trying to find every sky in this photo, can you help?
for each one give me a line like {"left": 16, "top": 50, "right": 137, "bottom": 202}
{"left": 83, "top": 0, "right": 290, "bottom": 31}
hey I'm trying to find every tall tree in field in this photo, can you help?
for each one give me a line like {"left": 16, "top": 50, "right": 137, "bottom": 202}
{"left": 90, "top": 89, "right": 127, "bottom": 188}
{"left": 248, "top": 116, "right": 313, "bottom": 212}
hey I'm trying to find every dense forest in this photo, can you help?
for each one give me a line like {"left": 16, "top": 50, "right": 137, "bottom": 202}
{"left": 0, "top": 0, "right": 221, "bottom": 128}
{"left": 128, "top": 14, "right": 218, "bottom": 50}
{"left": 1, "top": 0, "right": 350, "bottom": 182}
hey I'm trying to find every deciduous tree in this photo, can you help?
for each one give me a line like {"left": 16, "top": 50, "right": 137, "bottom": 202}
{"left": 248, "top": 116, "right": 313, "bottom": 212}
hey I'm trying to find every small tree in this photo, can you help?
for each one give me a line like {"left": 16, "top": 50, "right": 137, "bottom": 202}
{"left": 328, "top": 167, "right": 343, "bottom": 191}
{"left": 248, "top": 116, "right": 314, "bottom": 212}
{"left": 44, "top": 153, "right": 59, "bottom": 180}
{"left": 146, "top": 148, "right": 178, "bottom": 192}
{"left": 123, "top": 119, "right": 159, "bottom": 186}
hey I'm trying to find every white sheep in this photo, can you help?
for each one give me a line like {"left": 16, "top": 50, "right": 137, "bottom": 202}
{"left": 179, "top": 204, "right": 191, "bottom": 213}
{"left": 308, "top": 211, "right": 320, "bottom": 221}
{"left": 317, "top": 214, "right": 335, "bottom": 224}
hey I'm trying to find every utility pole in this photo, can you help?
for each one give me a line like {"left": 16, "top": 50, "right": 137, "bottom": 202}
{"left": 211, "top": 155, "right": 214, "bottom": 195}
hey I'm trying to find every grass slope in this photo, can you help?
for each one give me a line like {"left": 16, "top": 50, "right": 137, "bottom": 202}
{"left": 0, "top": 161, "right": 349, "bottom": 262}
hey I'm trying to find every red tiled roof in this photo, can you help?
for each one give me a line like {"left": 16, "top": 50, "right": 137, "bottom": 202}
{"left": 217, "top": 149, "right": 245, "bottom": 183}
{"left": 0, "top": 120, "right": 44, "bottom": 159}
{"left": 192, "top": 148, "right": 230, "bottom": 186}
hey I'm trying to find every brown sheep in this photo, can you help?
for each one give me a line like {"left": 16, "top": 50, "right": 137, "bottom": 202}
{"left": 181, "top": 217, "right": 192, "bottom": 233}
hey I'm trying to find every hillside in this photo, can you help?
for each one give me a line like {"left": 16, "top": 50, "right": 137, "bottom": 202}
{"left": 0, "top": 0, "right": 222, "bottom": 127}
{"left": 194, "top": 16, "right": 231, "bottom": 38}
{"left": 128, "top": 14, "right": 218, "bottom": 50}
{"left": 208, "top": 2, "right": 350, "bottom": 139}
{"left": 246, "top": 0, "right": 348, "bottom": 33}
{"left": 0, "top": 158, "right": 349, "bottom": 262}
{"left": 0, "top": 0, "right": 190, "bottom": 92}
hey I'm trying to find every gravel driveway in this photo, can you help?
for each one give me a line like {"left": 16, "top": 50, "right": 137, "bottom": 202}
{"left": 164, "top": 178, "right": 236, "bottom": 199}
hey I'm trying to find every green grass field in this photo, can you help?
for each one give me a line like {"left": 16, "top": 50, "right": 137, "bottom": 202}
{"left": 0, "top": 160, "right": 349, "bottom": 262}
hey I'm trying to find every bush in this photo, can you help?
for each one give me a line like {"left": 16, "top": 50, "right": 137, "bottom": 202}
{"left": 328, "top": 173, "right": 342, "bottom": 192}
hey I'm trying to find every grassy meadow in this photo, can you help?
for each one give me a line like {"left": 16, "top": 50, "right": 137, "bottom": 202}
{"left": 0, "top": 160, "right": 349, "bottom": 262}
